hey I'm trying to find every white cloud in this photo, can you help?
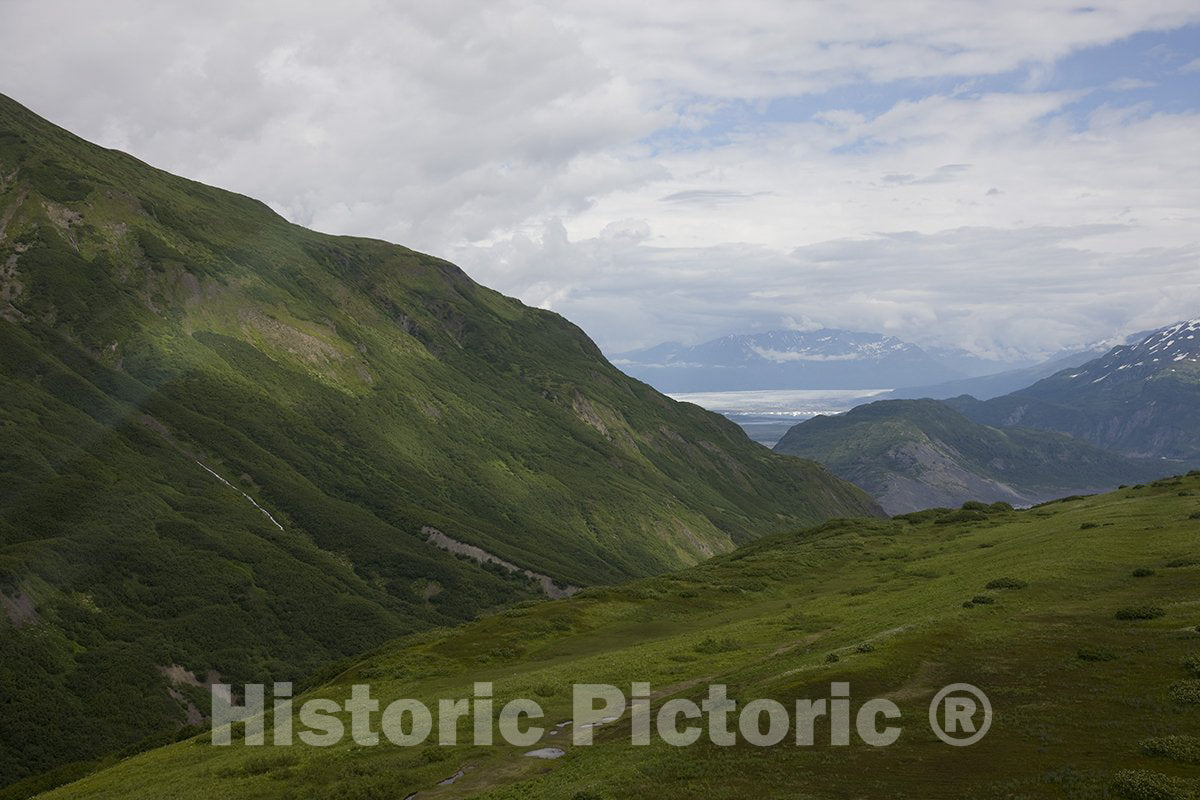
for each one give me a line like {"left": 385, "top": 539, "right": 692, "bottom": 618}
{"left": 1108, "top": 77, "right": 1157, "bottom": 90}
{"left": 0, "top": 1, "right": 1197, "bottom": 359}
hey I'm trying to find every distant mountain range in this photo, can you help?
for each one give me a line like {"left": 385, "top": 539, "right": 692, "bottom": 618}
{"left": 949, "top": 319, "right": 1200, "bottom": 461}
{"left": 612, "top": 329, "right": 1009, "bottom": 392}
{"left": 773, "top": 398, "right": 1174, "bottom": 513}
{"left": 774, "top": 318, "right": 1199, "bottom": 512}
{"left": 889, "top": 330, "right": 1155, "bottom": 401}
{"left": 887, "top": 348, "right": 1106, "bottom": 401}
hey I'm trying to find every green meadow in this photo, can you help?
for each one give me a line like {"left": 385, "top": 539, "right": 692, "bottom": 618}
{"left": 38, "top": 474, "right": 1200, "bottom": 800}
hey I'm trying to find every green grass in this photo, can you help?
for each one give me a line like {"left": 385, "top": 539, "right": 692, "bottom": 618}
{"left": 40, "top": 475, "right": 1200, "bottom": 799}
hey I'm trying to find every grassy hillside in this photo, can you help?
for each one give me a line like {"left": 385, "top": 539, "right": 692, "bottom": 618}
{"left": 774, "top": 398, "right": 1176, "bottom": 513}
{"left": 0, "top": 93, "right": 878, "bottom": 788}
{"left": 950, "top": 320, "right": 1200, "bottom": 462}
{"left": 40, "top": 474, "right": 1200, "bottom": 800}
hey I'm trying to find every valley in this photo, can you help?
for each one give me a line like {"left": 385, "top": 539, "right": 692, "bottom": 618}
{"left": 33, "top": 475, "right": 1200, "bottom": 799}
{"left": 0, "top": 93, "right": 878, "bottom": 791}
{"left": 2, "top": 8, "right": 1198, "bottom": 798}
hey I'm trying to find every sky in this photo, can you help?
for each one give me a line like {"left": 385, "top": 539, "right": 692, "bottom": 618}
{"left": 1, "top": 1, "right": 1198, "bottom": 359}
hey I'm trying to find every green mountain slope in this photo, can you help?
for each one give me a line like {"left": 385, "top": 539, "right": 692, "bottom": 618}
{"left": 773, "top": 398, "right": 1176, "bottom": 513}
{"left": 0, "top": 94, "right": 879, "bottom": 789}
{"left": 41, "top": 475, "right": 1200, "bottom": 800}
{"left": 949, "top": 320, "right": 1200, "bottom": 462}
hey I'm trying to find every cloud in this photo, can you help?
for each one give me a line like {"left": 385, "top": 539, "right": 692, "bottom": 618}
{"left": 456, "top": 222, "right": 1200, "bottom": 359}
{"left": 882, "top": 164, "right": 971, "bottom": 185}
{"left": 1107, "top": 77, "right": 1157, "bottom": 90}
{"left": 658, "top": 189, "right": 773, "bottom": 204}
{"left": 0, "top": 1, "right": 1197, "bottom": 360}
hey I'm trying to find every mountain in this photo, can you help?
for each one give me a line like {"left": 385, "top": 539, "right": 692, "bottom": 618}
{"left": 888, "top": 347, "right": 1106, "bottom": 401}
{"left": 0, "top": 94, "right": 879, "bottom": 789}
{"left": 920, "top": 343, "right": 1036, "bottom": 379}
{"left": 34, "top": 476, "right": 1200, "bottom": 800}
{"left": 948, "top": 319, "right": 1200, "bottom": 462}
{"left": 772, "top": 398, "right": 1176, "bottom": 513}
{"left": 612, "top": 329, "right": 965, "bottom": 392}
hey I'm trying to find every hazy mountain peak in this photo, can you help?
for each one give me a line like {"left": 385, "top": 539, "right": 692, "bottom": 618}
{"left": 613, "top": 328, "right": 964, "bottom": 392}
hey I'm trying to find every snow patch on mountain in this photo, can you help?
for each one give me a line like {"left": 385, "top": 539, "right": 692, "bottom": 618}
{"left": 1059, "top": 318, "right": 1200, "bottom": 385}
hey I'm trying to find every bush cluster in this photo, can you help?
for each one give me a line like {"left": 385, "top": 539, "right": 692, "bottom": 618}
{"left": 1115, "top": 606, "right": 1165, "bottom": 621}
{"left": 1184, "top": 654, "right": 1200, "bottom": 678}
{"left": 935, "top": 509, "right": 988, "bottom": 525}
{"left": 1142, "top": 735, "right": 1200, "bottom": 765}
{"left": 693, "top": 637, "right": 740, "bottom": 655}
{"left": 1170, "top": 680, "right": 1200, "bottom": 705}
{"left": 1111, "top": 768, "right": 1196, "bottom": 800}
{"left": 986, "top": 577, "right": 1027, "bottom": 590}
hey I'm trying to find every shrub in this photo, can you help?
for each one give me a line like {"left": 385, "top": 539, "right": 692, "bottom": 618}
{"left": 1189, "top": 512, "right": 1200, "bottom": 520}
{"left": 420, "top": 746, "right": 449, "bottom": 764}
{"left": 824, "top": 652, "right": 840, "bottom": 663}
{"left": 1166, "top": 558, "right": 1198, "bottom": 568}
{"left": 1133, "top": 568, "right": 1156, "bottom": 578}
{"left": 1112, "top": 768, "right": 1195, "bottom": 800}
{"left": 962, "top": 600, "right": 975, "bottom": 608}
{"left": 989, "top": 501, "right": 1014, "bottom": 512}
{"left": 893, "top": 508, "right": 951, "bottom": 524}
{"left": 935, "top": 509, "right": 988, "bottom": 524}
{"left": 986, "top": 577, "right": 1027, "bottom": 590}
{"left": 1077, "top": 648, "right": 1118, "bottom": 662}
{"left": 855, "top": 642, "right": 875, "bottom": 653}
{"left": 1142, "top": 735, "right": 1200, "bottom": 765}
{"left": 217, "top": 752, "right": 299, "bottom": 777}
{"left": 1170, "top": 679, "right": 1200, "bottom": 705}
{"left": 962, "top": 501, "right": 989, "bottom": 511}
{"left": 1184, "top": 654, "right": 1200, "bottom": 677}
{"left": 1115, "top": 606, "right": 1165, "bottom": 621}
{"left": 693, "top": 637, "right": 740, "bottom": 654}
{"left": 1080, "top": 522, "right": 1100, "bottom": 530}
{"left": 971, "top": 595, "right": 995, "bottom": 605}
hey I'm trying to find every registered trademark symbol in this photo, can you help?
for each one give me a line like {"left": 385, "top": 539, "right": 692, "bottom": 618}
{"left": 929, "top": 683, "right": 992, "bottom": 746}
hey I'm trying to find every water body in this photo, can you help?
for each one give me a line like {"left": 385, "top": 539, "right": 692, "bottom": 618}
{"left": 668, "top": 388, "right": 893, "bottom": 447}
